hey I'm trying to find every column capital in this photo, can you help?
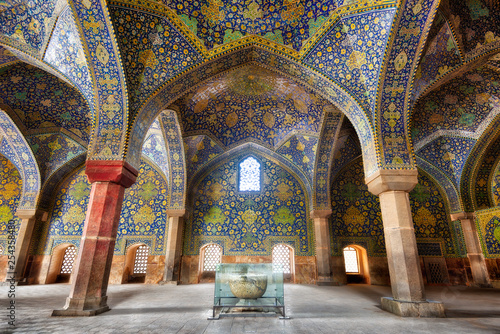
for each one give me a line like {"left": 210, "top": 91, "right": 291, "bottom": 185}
{"left": 310, "top": 210, "right": 332, "bottom": 219}
{"left": 85, "top": 160, "right": 138, "bottom": 188}
{"left": 15, "top": 209, "right": 37, "bottom": 219}
{"left": 365, "top": 169, "right": 418, "bottom": 196}
{"left": 450, "top": 212, "right": 475, "bottom": 221}
{"left": 166, "top": 209, "right": 185, "bottom": 217}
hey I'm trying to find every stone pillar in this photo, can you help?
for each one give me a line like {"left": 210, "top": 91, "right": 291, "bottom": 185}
{"left": 10, "top": 209, "right": 48, "bottom": 283}
{"left": 366, "top": 169, "right": 444, "bottom": 317}
{"left": 52, "top": 161, "right": 137, "bottom": 316}
{"left": 311, "top": 210, "right": 334, "bottom": 285}
{"left": 160, "top": 209, "right": 185, "bottom": 285}
{"left": 450, "top": 212, "right": 491, "bottom": 287}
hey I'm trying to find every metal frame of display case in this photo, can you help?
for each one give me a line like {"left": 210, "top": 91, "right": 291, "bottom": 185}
{"left": 208, "top": 263, "right": 289, "bottom": 320}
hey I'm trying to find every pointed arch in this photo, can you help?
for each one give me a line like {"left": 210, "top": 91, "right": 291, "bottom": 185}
{"left": 0, "top": 108, "right": 40, "bottom": 210}
{"left": 159, "top": 110, "right": 186, "bottom": 210}
{"left": 127, "top": 46, "right": 377, "bottom": 176}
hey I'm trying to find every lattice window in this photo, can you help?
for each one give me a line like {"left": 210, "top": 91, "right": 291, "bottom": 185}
{"left": 239, "top": 157, "right": 260, "bottom": 192}
{"left": 133, "top": 245, "right": 149, "bottom": 274}
{"left": 428, "top": 262, "right": 444, "bottom": 284}
{"left": 60, "top": 245, "right": 77, "bottom": 274}
{"left": 343, "top": 247, "right": 359, "bottom": 273}
{"left": 272, "top": 244, "right": 292, "bottom": 274}
{"left": 203, "top": 243, "right": 222, "bottom": 271}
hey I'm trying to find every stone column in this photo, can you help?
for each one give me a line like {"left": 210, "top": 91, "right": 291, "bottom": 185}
{"left": 160, "top": 209, "right": 185, "bottom": 284}
{"left": 311, "top": 210, "right": 334, "bottom": 285}
{"left": 450, "top": 212, "right": 491, "bottom": 287}
{"left": 10, "top": 209, "right": 47, "bottom": 283}
{"left": 366, "top": 169, "right": 444, "bottom": 317}
{"left": 52, "top": 161, "right": 137, "bottom": 316}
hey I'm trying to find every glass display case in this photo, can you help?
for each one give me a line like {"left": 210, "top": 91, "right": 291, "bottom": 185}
{"left": 208, "top": 263, "right": 289, "bottom": 319}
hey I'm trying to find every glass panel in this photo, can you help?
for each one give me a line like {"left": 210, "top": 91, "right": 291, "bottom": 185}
{"left": 60, "top": 245, "right": 77, "bottom": 274}
{"left": 272, "top": 244, "right": 291, "bottom": 274}
{"left": 214, "top": 263, "right": 284, "bottom": 307}
{"left": 239, "top": 157, "right": 260, "bottom": 191}
{"left": 133, "top": 245, "right": 149, "bottom": 274}
{"left": 343, "top": 247, "right": 359, "bottom": 273}
{"left": 203, "top": 244, "right": 222, "bottom": 271}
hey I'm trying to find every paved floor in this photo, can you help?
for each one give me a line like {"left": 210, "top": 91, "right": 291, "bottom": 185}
{"left": 1, "top": 283, "right": 500, "bottom": 333}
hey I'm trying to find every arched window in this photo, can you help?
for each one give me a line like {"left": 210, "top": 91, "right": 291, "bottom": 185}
{"left": 343, "top": 246, "right": 359, "bottom": 274}
{"left": 272, "top": 244, "right": 294, "bottom": 282}
{"left": 133, "top": 245, "right": 149, "bottom": 274}
{"left": 60, "top": 245, "right": 78, "bottom": 274}
{"left": 202, "top": 243, "right": 222, "bottom": 272}
{"left": 239, "top": 156, "right": 261, "bottom": 192}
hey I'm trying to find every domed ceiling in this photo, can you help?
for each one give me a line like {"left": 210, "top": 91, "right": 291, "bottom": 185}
{"left": 172, "top": 64, "right": 330, "bottom": 149}
{"left": 164, "top": 0, "right": 338, "bottom": 51}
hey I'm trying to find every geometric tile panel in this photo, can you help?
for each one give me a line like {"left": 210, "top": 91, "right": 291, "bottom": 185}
{"left": 175, "top": 64, "right": 325, "bottom": 150}
{"left": 416, "top": 136, "right": 476, "bottom": 188}
{"left": 0, "top": 0, "right": 62, "bottom": 55}
{"left": 377, "top": 0, "right": 438, "bottom": 168}
{"left": 184, "top": 154, "right": 312, "bottom": 256}
{"left": 0, "top": 63, "right": 92, "bottom": 144}
{"left": 162, "top": 0, "right": 336, "bottom": 51}
{"left": 141, "top": 119, "right": 169, "bottom": 180}
{"left": 109, "top": 5, "right": 204, "bottom": 114}
{"left": 0, "top": 109, "right": 40, "bottom": 210}
{"left": 27, "top": 133, "right": 86, "bottom": 183}
{"left": 304, "top": 8, "right": 396, "bottom": 113}
{"left": 276, "top": 134, "right": 318, "bottom": 183}
{"left": 184, "top": 135, "right": 224, "bottom": 180}
{"left": 159, "top": 111, "right": 186, "bottom": 209}
{"left": 448, "top": 1, "right": 500, "bottom": 54}
{"left": 38, "top": 159, "right": 169, "bottom": 255}
{"left": 0, "top": 154, "right": 22, "bottom": 251}
{"left": 492, "top": 160, "right": 500, "bottom": 207}
{"left": 412, "top": 66, "right": 500, "bottom": 146}
{"left": 0, "top": 46, "right": 18, "bottom": 68}
{"left": 475, "top": 207, "right": 500, "bottom": 258}
{"left": 412, "top": 12, "right": 463, "bottom": 101}
{"left": 330, "top": 158, "right": 458, "bottom": 257}
{"left": 44, "top": 6, "right": 94, "bottom": 112}
{"left": 416, "top": 157, "right": 462, "bottom": 214}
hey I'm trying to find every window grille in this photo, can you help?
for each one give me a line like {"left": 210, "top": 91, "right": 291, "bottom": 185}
{"left": 133, "top": 245, "right": 149, "bottom": 274}
{"left": 60, "top": 245, "right": 77, "bottom": 274}
{"left": 272, "top": 244, "right": 292, "bottom": 274}
{"left": 203, "top": 244, "right": 222, "bottom": 271}
{"left": 343, "top": 247, "right": 359, "bottom": 273}
{"left": 239, "top": 157, "right": 260, "bottom": 191}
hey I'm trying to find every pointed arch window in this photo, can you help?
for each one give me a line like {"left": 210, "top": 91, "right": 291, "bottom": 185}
{"left": 239, "top": 156, "right": 261, "bottom": 192}
{"left": 343, "top": 246, "right": 359, "bottom": 274}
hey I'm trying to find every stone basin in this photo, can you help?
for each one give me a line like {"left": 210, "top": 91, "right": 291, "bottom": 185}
{"left": 228, "top": 274, "right": 268, "bottom": 299}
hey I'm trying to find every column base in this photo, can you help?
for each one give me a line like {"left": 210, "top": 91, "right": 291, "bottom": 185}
{"left": 52, "top": 297, "right": 110, "bottom": 317}
{"left": 469, "top": 282, "right": 493, "bottom": 288}
{"left": 381, "top": 297, "right": 445, "bottom": 317}
{"left": 159, "top": 280, "right": 179, "bottom": 285}
{"left": 316, "top": 277, "right": 338, "bottom": 286}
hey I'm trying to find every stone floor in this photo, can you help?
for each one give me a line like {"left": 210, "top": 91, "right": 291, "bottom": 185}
{"left": 2, "top": 283, "right": 500, "bottom": 333}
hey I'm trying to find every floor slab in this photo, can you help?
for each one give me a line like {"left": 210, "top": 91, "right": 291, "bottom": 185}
{"left": 1, "top": 283, "right": 500, "bottom": 333}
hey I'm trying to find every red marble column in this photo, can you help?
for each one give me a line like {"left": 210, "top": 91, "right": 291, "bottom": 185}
{"left": 52, "top": 161, "right": 137, "bottom": 316}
